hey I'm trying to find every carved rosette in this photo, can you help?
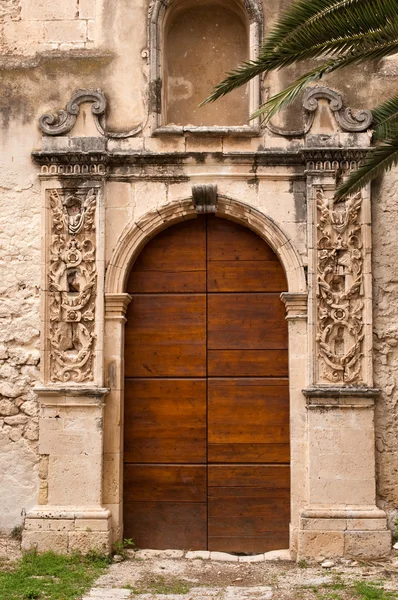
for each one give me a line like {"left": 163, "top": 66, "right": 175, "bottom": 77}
{"left": 47, "top": 188, "right": 98, "bottom": 383}
{"left": 315, "top": 188, "right": 364, "bottom": 384}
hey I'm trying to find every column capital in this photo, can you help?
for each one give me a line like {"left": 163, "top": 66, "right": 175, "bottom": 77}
{"left": 280, "top": 292, "right": 308, "bottom": 320}
{"left": 105, "top": 293, "right": 132, "bottom": 318}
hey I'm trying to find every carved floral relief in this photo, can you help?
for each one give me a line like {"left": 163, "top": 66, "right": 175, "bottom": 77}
{"left": 316, "top": 188, "right": 364, "bottom": 384}
{"left": 48, "top": 188, "right": 98, "bottom": 383}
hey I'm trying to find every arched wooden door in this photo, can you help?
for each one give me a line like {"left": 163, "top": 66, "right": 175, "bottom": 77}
{"left": 124, "top": 216, "right": 290, "bottom": 552}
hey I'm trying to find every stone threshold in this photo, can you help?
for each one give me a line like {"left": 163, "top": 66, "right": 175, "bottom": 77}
{"left": 127, "top": 549, "right": 291, "bottom": 563}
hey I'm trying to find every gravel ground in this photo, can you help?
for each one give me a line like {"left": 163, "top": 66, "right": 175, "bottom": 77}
{"left": 84, "top": 549, "right": 398, "bottom": 600}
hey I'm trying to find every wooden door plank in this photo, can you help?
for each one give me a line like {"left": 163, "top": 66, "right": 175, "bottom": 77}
{"left": 208, "top": 261, "right": 287, "bottom": 292}
{"left": 207, "top": 294, "right": 288, "bottom": 350}
{"left": 208, "top": 443, "right": 290, "bottom": 463}
{"left": 208, "top": 379, "right": 289, "bottom": 461}
{"left": 124, "top": 465, "right": 207, "bottom": 502}
{"left": 208, "top": 349, "right": 288, "bottom": 377}
{"left": 125, "top": 294, "right": 206, "bottom": 377}
{"left": 208, "top": 465, "right": 290, "bottom": 488}
{"left": 124, "top": 502, "right": 207, "bottom": 550}
{"left": 126, "top": 217, "right": 206, "bottom": 293}
{"left": 124, "top": 379, "right": 207, "bottom": 463}
{"left": 207, "top": 216, "right": 280, "bottom": 262}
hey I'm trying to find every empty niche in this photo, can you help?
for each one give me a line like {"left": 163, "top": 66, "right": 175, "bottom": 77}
{"left": 163, "top": 0, "right": 250, "bottom": 126}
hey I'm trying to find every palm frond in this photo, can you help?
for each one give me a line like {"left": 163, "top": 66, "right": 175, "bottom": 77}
{"left": 372, "top": 96, "right": 398, "bottom": 139}
{"left": 263, "top": 0, "right": 397, "bottom": 57}
{"left": 250, "top": 40, "right": 398, "bottom": 122}
{"left": 334, "top": 137, "right": 398, "bottom": 200}
{"left": 203, "top": 0, "right": 398, "bottom": 106}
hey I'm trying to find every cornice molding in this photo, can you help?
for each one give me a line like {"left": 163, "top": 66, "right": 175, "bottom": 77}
{"left": 280, "top": 292, "right": 308, "bottom": 320}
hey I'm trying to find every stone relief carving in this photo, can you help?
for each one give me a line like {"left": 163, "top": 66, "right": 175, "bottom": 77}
{"left": 267, "top": 86, "right": 372, "bottom": 137}
{"left": 38, "top": 86, "right": 372, "bottom": 139}
{"left": 39, "top": 89, "right": 144, "bottom": 138}
{"left": 48, "top": 188, "right": 98, "bottom": 383}
{"left": 315, "top": 188, "right": 364, "bottom": 384}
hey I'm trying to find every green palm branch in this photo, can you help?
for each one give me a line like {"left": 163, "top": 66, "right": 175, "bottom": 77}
{"left": 202, "top": 0, "right": 398, "bottom": 198}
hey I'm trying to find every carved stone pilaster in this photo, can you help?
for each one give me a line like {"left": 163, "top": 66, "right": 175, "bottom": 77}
{"left": 47, "top": 187, "right": 99, "bottom": 384}
{"left": 313, "top": 188, "right": 365, "bottom": 385}
{"left": 281, "top": 292, "right": 308, "bottom": 320}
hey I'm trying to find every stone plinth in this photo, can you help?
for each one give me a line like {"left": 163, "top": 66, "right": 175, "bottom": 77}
{"left": 22, "top": 386, "right": 111, "bottom": 554}
{"left": 298, "top": 388, "right": 391, "bottom": 559}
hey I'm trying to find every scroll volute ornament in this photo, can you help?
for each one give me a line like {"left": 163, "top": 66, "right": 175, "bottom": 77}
{"left": 316, "top": 188, "right": 364, "bottom": 384}
{"left": 48, "top": 188, "right": 98, "bottom": 383}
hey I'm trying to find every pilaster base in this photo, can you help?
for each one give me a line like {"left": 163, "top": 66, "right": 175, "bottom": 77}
{"left": 298, "top": 508, "right": 391, "bottom": 560}
{"left": 22, "top": 507, "right": 112, "bottom": 554}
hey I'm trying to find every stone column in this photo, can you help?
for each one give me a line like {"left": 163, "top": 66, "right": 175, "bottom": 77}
{"left": 102, "top": 293, "right": 131, "bottom": 544}
{"left": 281, "top": 293, "right": 308, "bottom": 558}
{"left": 298, "top": 155, "right": 391, "bottom": 559}
{"left": 23, "top": 180, "right": 112, "bottom": 553}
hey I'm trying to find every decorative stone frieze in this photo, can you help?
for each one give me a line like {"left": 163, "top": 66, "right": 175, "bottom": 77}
{"left": 315, "top": 188, "right": 364, "bottom": 384}
{"left": 47, "top": 187, "right": 98, "bottom": 384}
{"left": 304, "top": 149, "right": 369, "bottom": 173}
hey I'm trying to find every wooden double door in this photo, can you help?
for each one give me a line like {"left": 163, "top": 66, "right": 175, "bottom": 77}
{"left": 124, "top": 216, "right": 290, "bottom": 552}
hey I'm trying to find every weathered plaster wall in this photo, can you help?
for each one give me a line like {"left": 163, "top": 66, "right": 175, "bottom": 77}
{"left": 373, "top": 169, "right": 398, "bottom": 531}
{"left": 0, "top": 124, "right": 41, "bottom": 532}
{"left": 0, "top": 0, "right": 398, "bottom": 540}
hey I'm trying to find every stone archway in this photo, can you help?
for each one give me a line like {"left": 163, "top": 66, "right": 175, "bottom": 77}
{"left": 103, "top": 197, "right": 308, "bottom": 551}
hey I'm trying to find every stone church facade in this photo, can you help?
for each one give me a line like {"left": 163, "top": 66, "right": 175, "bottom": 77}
{"left": 1, "top": 0, "right": 398, "bottom": 559}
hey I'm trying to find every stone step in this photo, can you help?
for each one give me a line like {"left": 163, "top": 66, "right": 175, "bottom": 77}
{"left": 82, "top": 588, "right": 131, "bottom": 599}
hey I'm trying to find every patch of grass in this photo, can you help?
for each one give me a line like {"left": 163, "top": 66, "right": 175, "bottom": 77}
{"left": 324, "top": 583, "right": 347, "bottom": 591}
{"left": 133, "top": 576, "right": 193, "bottom": 595}
{"left": 353, "top": 581, "right": 398, "bottom": 600}
{"left": 0, "top": 550, "right": 109, "bottom": 600}
{"left": 10, "top": 526, "right": 23, "bottom": 542}
{"left": 298, "top": 558, "right": 309, "bottom": 569}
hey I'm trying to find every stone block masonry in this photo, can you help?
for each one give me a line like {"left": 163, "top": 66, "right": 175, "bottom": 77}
{"left": 1, "top": 0, "right": 95, "bottom": 54}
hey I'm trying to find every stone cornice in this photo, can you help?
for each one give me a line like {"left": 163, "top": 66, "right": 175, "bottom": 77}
{"left": 32, "top": 147, "right": 373, "bottom": 179}
{"left": 303, "top": 386, "right": 380, "bottom": 408}
{"left": 303, "top": 387, "right": 380, "bottom": 398}
{"left": 105, "top": 293, "right": 132, "bottom": 318}
{"left": 32, "top": 149, "right": 305, "bottom": 168}
{"left": 280, "top": 292, "right": 308, "bottom": 320}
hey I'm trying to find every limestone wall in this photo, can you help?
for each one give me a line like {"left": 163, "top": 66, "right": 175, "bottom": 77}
{"left": 0, "top": 0, "right": 398, "bottom": 544}
{"left": 0, "top": 125, "right": 41, "bottom": 533}
{"left": 373, "top": 169, "right": 398, "bottom": 531}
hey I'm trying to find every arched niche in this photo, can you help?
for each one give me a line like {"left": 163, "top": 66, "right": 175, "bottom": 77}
{"left": 163, "top": 0, "right": 249, "bottom": 126}
{"left": 148, "top": 0, "right": 263, "bottom": 134}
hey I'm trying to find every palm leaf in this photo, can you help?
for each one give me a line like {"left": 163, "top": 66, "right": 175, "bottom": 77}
{"left": 260, "top": 0, "right": 398, "bottom": 60}
{"left": 263, "top": 0, "right": 397, "bottom": 53}
{"left": 250, "top": 39, "right": 398, "bottom": 122}
{"left": 263, "top": 0, "right": 397, "bottom": 61}
{"left": 334, "top": 137, "right": 398, "bottom": 200}
{"left": 372, "top": 96, "right": 398, "bottom": 139}
{"left": 203, "top": 0, "right": 398, "bottom": 106}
